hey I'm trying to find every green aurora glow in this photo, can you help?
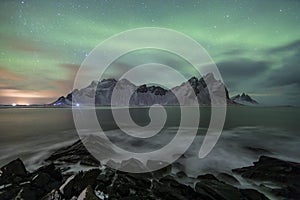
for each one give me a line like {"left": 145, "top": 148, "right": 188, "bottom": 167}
{"left": 0, "top": 0, "right": 300, "bottom": 105}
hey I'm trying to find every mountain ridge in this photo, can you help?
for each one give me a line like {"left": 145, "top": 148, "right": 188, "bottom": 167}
{"left": 51, "top": 73, "right": 239, "bottom": 107}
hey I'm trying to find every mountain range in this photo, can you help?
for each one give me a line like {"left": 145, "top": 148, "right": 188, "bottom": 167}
{"left": 51, "top": 73, "right": 258, "bottom": 107}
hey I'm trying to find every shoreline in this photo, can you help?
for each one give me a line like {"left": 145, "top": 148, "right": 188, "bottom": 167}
{"left": 1, "top": 142, "right": 299, "bottom": 200}
{"left": 0, "top": 104, "right": 297, "bottom": 109}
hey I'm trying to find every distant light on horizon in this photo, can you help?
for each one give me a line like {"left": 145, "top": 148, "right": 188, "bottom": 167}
{"left": 10, "top": 102, "right": 31, "bottom": 106}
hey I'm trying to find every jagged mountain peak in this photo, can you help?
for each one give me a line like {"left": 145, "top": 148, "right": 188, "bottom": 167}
{"left": 51, "top": 74, "right": 237, "bottom": 106}
{"left": 231, "top": 93, "right": 258, "bottom": 105}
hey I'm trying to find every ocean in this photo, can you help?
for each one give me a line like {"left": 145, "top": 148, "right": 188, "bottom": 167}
{"left": 0, "top": 106, "right": 299, "bottom": 176}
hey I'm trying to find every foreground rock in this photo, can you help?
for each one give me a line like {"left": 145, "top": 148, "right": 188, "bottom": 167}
{"left": 196, "top": 173, "right": 270, "bottom": 200}
{"left": 43, "top": 141, "right": 299, "bottom": 199}
{"left": 3, "top": 153, "right": 299, "bottom": 199}
{"left": 0, "top": 158, "right": 28, "bottom": 185}
{"left": 0, "top": 159, "right": 273, "bottom": 200}
{"left": 46, "top": 139, "right": 100, "bottom": 167}
{"left": 0, "top": 160, "right": 63, "bottom": 200}
{"left": 59, "top": 169, "right": 101, "bottom": 199}
{"left": 233, "top": 155, "right": 300, "bottom": 199}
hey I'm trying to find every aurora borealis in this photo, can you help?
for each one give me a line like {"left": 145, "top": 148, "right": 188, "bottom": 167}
{"left": 0, "top": 0, "right": 300, "bottom": 105}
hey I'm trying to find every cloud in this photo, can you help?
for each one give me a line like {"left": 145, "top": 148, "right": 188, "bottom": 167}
{"left": 0, "top": 67, "right": 25, "bottom": 81}
{"left": 269, "top": 39, "right": 300, "bottom": 53}
{"left": 250, "top": 39, "right": 300, "bottom": 105}
{"left": 0, "top": 89, "right": 56, "bottom": 98}
{"left": 216, "top": 59, "right": 270, "bottom": 91}
{"left": 221, "top": 49, "right": 247, "bottom": 57}
{"left": 264, "top": 63, "right": 300, "bottom": 88}
{"left": 217, "top": 59, "right": 270, "bottom": 78}
{"left": 264, "top": 40, "right": 300, "bottom": 88}
{"left": 0, "top": 33, "right": 44, "bottom": 53}
{"left": 60, "top": 63, "right": 80, "bottom": 79}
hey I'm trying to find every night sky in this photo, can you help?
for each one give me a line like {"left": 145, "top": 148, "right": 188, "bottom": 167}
{"left": 0, "top": 0, "right": 300, "bottom": 105}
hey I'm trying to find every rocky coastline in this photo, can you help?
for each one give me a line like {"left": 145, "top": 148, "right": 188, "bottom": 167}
{"left": 1, "top": 139, "right": 299, "bottom": 200}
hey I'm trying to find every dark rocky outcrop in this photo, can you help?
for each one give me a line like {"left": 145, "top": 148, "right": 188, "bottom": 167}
{"left": 239, "top": 189, "right": 269, "bottom": 200}
{"left": 41, "top": 189, "right": 63, "bottom": 200}
{"left": 59, "top": 169, "right": 101, "bottom": 199}
{"left": 195, "top": 174, "right": 269, "bottom": 200}
{"left": 46, "top": 139, "right": 100, "bottom": 167}
{"left": 0, "top": 159, "right": 63, "bottom": 200}
{"left": 195, "top": 178, "right": 242, "bottom": 200}
{"left": 0, "top": 158, "right": 28, "bottom": 185}
{"left": 78, "top": 185, "right": 99, "bottom": 200}
{"left": 216, "top": 172, "right": 240, "bottom": 186}
{"left": 153, "top": 175, "right": 201, "bottom": 200}
{"left": 233, "top": 155, "right": 300, "bottom": 199}
{"left": 3, "top": 149, "right": 300, "bottom": 200}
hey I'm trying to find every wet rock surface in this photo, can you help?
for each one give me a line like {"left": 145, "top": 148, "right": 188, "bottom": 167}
{"left": 1, "top": 146, "right": 299, "bottom": 200}
{"left": 233, "top": 155, "right": 300, "bottom": 199}
{"left": 216, "top": 172, "right": 240, "bottom": 186}
{"left": 0, "top": 158, "right": 28, "bottom": 185}
{"left": 46, "top": 139, "right": 100, "bottom": 167}
{"left": 0, "top": 160, "right": 63, "bottom": 200}
{"left": 59, "top": 169, "right": 101, "bottom": 199}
